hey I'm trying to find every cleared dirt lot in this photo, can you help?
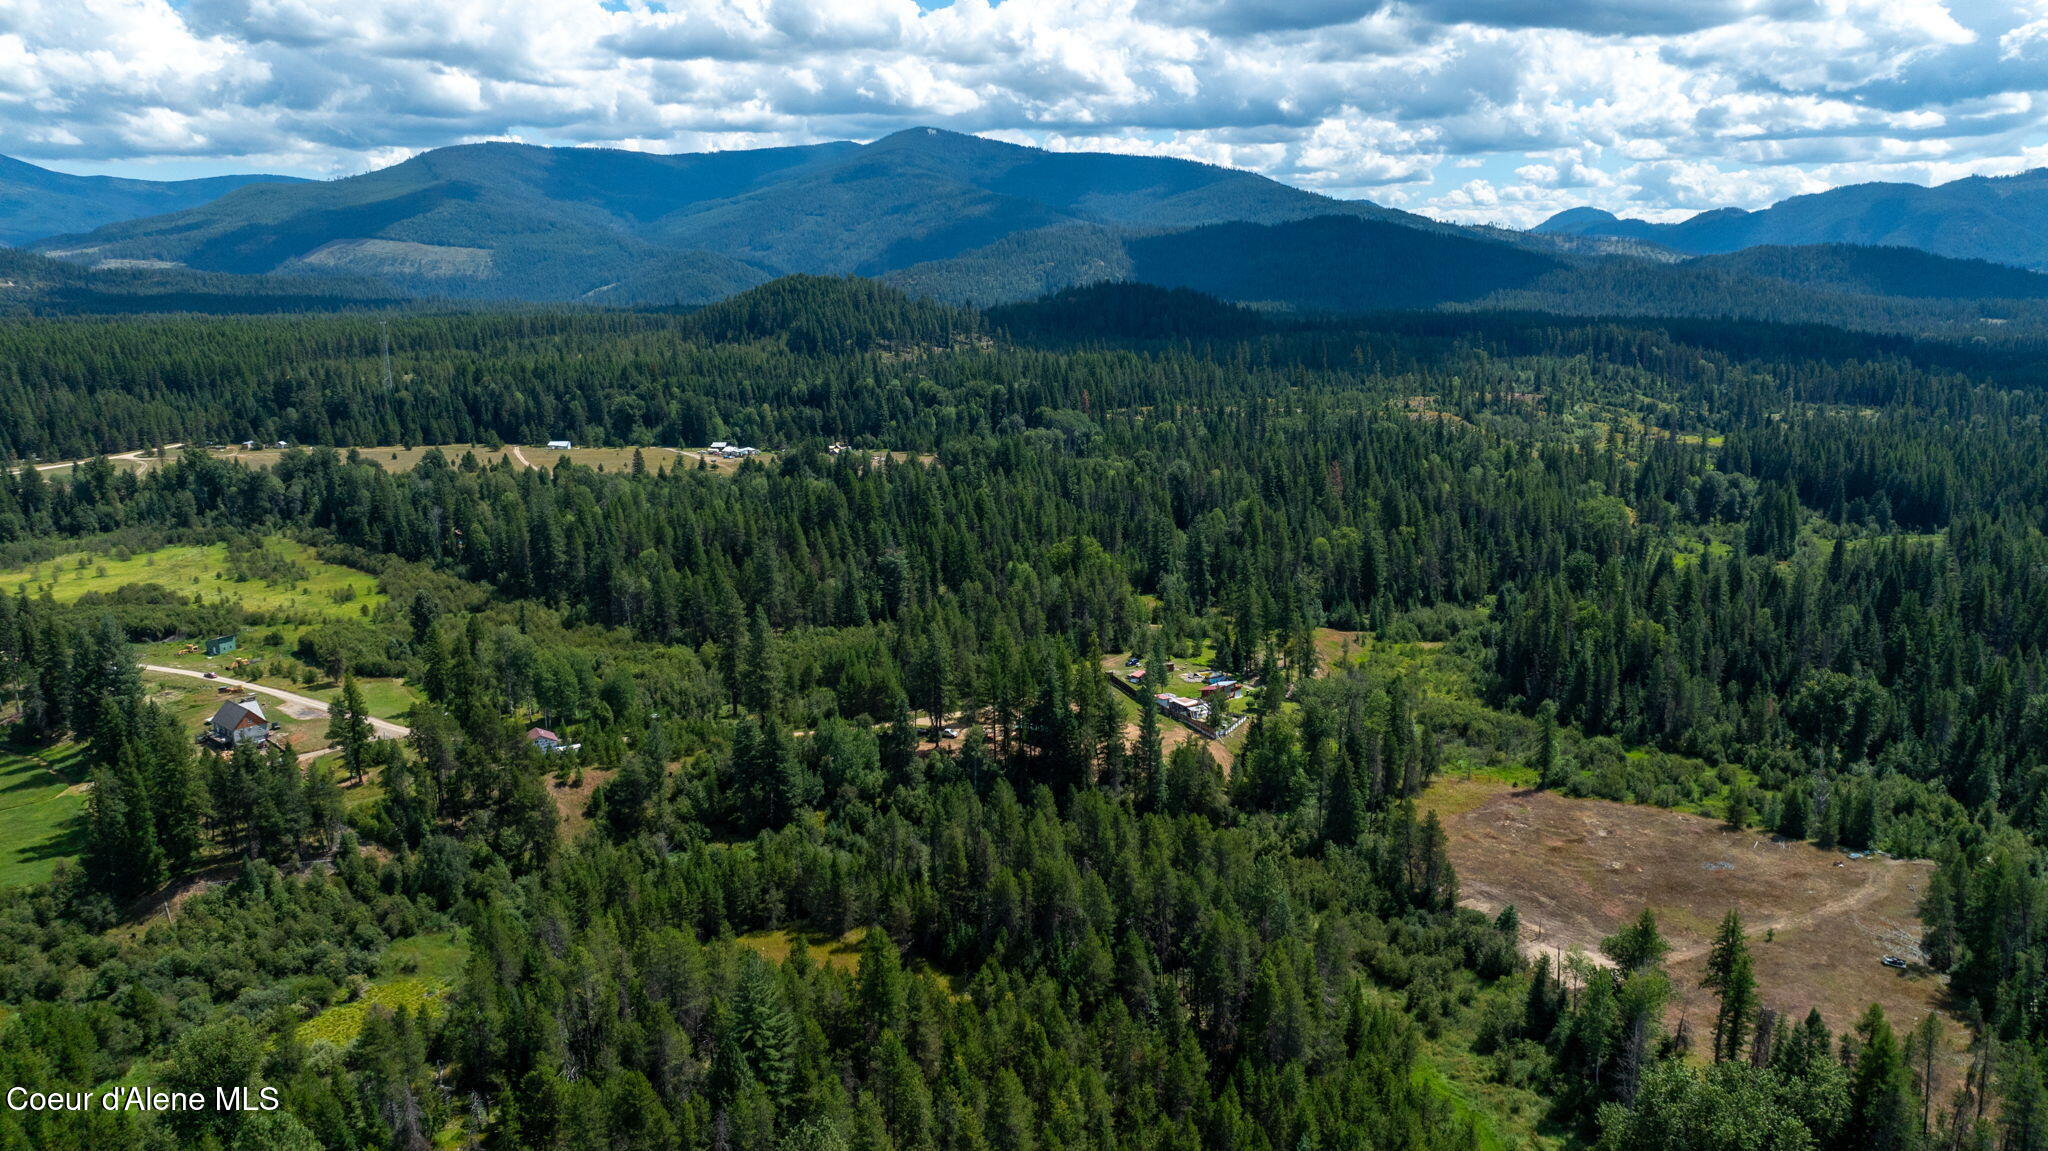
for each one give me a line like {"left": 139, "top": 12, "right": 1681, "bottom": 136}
{"left": 1426, "top": 778, "right": 1953, "bottom": 1043}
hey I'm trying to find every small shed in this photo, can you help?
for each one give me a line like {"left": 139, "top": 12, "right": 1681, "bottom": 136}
{"left": 205, "top": 634, "right": 238, "bottom": 656}
{"left": 546, "top": 440, "right": 573, "bottom": 451}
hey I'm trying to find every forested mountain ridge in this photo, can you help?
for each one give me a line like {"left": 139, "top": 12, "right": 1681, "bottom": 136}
{"left": 0, "top": 153, "right": 303, "bottom": 247}
{"left": 889, "top": 215, "right": 1568, "bottom": 310}
{"left": 24, "top": 128, "right": 2048, "bottom": 328}
{"left": 1474, "top": 242, "right": 2048, "bottom": 337}
{"left": 1535, "top": 168, "right": 2048, "bottom": 270}
{"left": 27, "top": 129, "right": 1449, "bottom": 303}
{"left": 0, "top": 246, "right": 406, "bottom": 316}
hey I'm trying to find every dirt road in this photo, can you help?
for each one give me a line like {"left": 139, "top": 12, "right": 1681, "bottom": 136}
{"left": 33, "top": 443, "right": 185, "bottom": 472}
{"left": 140, "top": 665, "right": 410, "bottom": 741}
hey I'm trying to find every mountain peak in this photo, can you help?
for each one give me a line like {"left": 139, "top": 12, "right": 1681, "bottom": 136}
{"left": 1534, "top": 207, "right": 1623, "bottom": 233}
{"left": 869, "top": 126, "right": 1004, "bottom": 147}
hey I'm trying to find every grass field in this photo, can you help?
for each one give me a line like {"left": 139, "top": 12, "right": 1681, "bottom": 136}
{"left": 0, "top": 540, "right": 383, "bottom": 620}
{"left": 737, "top": 927, "right": 870, "bottom": 974}
{"left": 298, "top": 931, "right": 467, "bottom": 1047}
{"left": 0, "top": 745, "right": 90, "bottom": 887}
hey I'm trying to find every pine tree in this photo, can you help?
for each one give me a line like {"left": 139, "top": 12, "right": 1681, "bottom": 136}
{"left": 1601, "top": 909, "right": 1671, "bottom": 973}
{"left": 83, "top": 757, "right": 164, "bottom": 898}
{"left": 733, "top": 958, "right": 795, "bottom": 1105}
{"left": 1845, "top": 1004, "right": 1914, "bottom": 1151}
{"left": 143, "top": 703, "right": 205, "bottom": 873}
{"left": 740, "top": 605, "right": 779, "bottom": 718}
{"left": 1701, "top": 910, "right": 1758, "bottom": 1063}
{"left": 328, "top": 674, "right": 373, "bottom": 785}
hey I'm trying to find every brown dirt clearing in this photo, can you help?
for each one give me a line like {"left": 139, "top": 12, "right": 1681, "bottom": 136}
{"left": 1430, "top": 780, "right": 1956, "bottom": 1045}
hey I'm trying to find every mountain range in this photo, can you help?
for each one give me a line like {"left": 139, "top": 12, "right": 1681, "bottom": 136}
{"left": 1536, "top": 169, "right": 2048, "bottom": 271}
{"left": 4, "top": 132, "right": 2048, "bottom": 334}
{"left": 21, "top": 129, "right": 1459, "bottom": 304}
{"left": 0, "top": 154, "right": 302, "bottom": 247}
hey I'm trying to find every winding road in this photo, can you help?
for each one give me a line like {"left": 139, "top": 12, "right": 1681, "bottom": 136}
{"left": 141, "top": 665, "right": 411, "bottom": 742}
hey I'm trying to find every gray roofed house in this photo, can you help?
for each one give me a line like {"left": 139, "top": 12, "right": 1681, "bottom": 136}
{"left": 208, "top": 698, "right": 272, "bottom": 745}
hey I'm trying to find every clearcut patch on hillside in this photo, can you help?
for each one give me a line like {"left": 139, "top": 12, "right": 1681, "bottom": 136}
{"left": 1426, "top": 778, "right": 1952, "bottom": 1044}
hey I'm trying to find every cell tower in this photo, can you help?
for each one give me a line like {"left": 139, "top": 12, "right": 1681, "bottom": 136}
{"left": 380, "top": 319, "right": 394, "bottom": 390}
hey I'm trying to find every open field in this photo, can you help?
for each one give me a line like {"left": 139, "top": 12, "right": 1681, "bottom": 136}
{"left": 321, "top": 442, "right": 704, "bottom": 475}
{"left": 1427, "top": 779, "right": 1952, "bottom": 1044}
{"left": 30, "top": 442, "right": 705, "bottom": 477}
{"left": 0, "top": 540, "right": 384, "bottom": 619}
{"left": 0, "top": 745, "right": 90, "bottom": 887}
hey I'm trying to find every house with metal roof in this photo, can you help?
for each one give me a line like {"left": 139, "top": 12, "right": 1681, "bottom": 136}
{"left": 207, "top": 698, "right": 273, "bottom": 745}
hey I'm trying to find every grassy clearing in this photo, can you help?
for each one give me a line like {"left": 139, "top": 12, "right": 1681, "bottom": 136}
{"left": 735, "top": 927, "right": 968, "bottom": 999}
{"left": 235, "top": 443, "right": 698, "bottom": 475}
{"left": 737, "top": 927, "right": 870, "bottom": 974}
{"left": 0, "top": 744, "right": 91, "bottom": 887}
{"left": 0, "top": 540, "right": 384, "bottom": 620}
{"left": 529, "top": 445, "right": 686, "bottom": 473}
{"left": 297, "top": 931, "right": 467, "bottom": 1047}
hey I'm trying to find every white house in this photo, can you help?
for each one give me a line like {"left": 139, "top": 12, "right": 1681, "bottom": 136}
{"left": 545, "top": 440, "right": 573, "bottom": 451}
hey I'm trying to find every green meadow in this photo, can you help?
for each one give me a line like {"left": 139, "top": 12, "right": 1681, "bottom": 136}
{"left": 0, "top": 539, "right": 385, "bottom": 619}
{"left": 0, "top": 745, "right": 91, "bottom": 888}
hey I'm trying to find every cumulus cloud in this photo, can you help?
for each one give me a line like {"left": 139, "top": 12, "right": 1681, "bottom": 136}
{"left": 0, "top": 0, "right": 2041, "bottom": 225}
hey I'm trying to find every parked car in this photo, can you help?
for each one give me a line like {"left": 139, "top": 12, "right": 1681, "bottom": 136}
{"left": 1881, "top": 955, "right": 1908, "bottom": 969}
{"left": 202, "top": 671, "right": 217, "bottom": 679}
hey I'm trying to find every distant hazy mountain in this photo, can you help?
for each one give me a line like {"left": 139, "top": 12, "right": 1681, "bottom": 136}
{"left": 0, "top": 154, "right": 303, "bottom": 247}
{"left": 1535, "top": 170, "right": 2048, "bottom": 271}
{"left": 30, "top": 128, "right": 1459, "bottom": 303}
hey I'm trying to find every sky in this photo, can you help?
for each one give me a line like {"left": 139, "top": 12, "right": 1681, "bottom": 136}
{"left": 1, "top": 0, "right": 2045, "bottom": 227}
